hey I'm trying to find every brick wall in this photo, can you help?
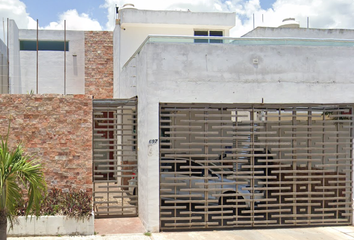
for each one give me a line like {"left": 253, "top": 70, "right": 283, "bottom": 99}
{"left": 0, "top": 94, "right": 93, "bottom": 193}
{"left": 85, "top": 31, "right": 113, "bottom": 99}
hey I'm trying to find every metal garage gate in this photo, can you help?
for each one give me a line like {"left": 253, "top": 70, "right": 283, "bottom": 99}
{"left": 93, "top": 98, "right": 138, "bottom": 217}
{"left": 159, "top": 103, "right": 353, "bottom": 230}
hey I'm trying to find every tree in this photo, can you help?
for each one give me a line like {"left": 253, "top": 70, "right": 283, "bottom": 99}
{"left": 0, "top": 122, "right": 47, "bottom": 239}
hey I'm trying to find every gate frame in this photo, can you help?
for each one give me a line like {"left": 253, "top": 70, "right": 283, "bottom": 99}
{"left": 92, "top": 97, "right": 138, "bottom": 218}
{"left": 159, "top": 102, "right": 354, "bottom": 230}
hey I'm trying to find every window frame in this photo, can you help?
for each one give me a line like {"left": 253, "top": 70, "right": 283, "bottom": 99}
{"left": 194, "top": 30, "right": 224, "bottom": 43}
{"left": 19, "top": 40, "right": 69, "bottom": 51}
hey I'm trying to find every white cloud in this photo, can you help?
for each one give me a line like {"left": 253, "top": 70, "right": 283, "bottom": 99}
{"left": 2, "top": 0, "right": 354, "bottom": 40}
{"left": 43, "top": 9, "right": 102, "bottom": 31}
{"left": 101, "top": 0, "right": 354, "bottom": 36}
{"left": 271, "top": 0, "right": 354, "bottom": 29}
{"left": 0, "top": 0, "right": 102, "bottom": 42}
{"left": 100, "top": 0, "right": 264, "bottom": 33}
{"left": 101, "top": 0, "right": 241, "bottom": 31}
{"left": 0, "top": 0, "right": 36, "bottom": 41}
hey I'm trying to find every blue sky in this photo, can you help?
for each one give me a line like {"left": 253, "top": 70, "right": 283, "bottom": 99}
{"left": 21, "top": 0, "right": 108, "bottom": 28}
{"left": 1, "top": 0, "right": 354, "bottom": 40}
{"left": 259, "top": 0, "right": 274, "bottom": 10}
{"left": 18, "top": 0, "right": 276, "bottom": 29}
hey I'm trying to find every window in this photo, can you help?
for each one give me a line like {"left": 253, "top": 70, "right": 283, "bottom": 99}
{"left": 194, "top": 30, "right": 223, "bottom": 43}
{"left": 20, "top": 40, "right": 69, "bottom": 51}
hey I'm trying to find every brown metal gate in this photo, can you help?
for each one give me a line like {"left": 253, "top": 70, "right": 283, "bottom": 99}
{"left": 159, "top": 103, "right": 353, "bottom": 230}
{"left": 93, "top": 98, "right": 138, "bottom": 217}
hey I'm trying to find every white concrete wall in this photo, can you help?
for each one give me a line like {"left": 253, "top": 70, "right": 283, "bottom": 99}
{"left": 119, "top": 27, "right": 194, "bottom": 69}
{"left": 122, "top": 41, "right": 354, "bottom": 103}
{"left": 118, "top": 56, "right": 137, "bottom": 98}
{"left": 113, "top": 26, "right": 121, "bottom": 98}
{"left": 0, "top": 39, "right": 8, "bottom": 93}
{"left": 243, "top": 27, "right": 354, "bottom": 39}
{"left": 8, "top": 20, "right": 21, "bottom": 94}
{"left": 16, "top": 29, "right": 85, "bottom": 94}
{"left": 8, "top": 216, "right": 94, "bottom": 236}
{"left": 119, "top": 8, "right": 235, "bottom": 27}
{"left": 120, "top": 40, "right": 354, "bottom": 231}
{"left": 114, "top": 8, "right": 235, "bottom": 84}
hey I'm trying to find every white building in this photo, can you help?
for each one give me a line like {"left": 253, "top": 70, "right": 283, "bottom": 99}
{"left": 115, "top": 7, "right": 354, "bottom": 232}
{"left": 8, "top": 20, "right": 85, "bottom": 94}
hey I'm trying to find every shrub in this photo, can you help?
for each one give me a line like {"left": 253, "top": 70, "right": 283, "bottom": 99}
{"left": 16, "top": 188, "right": 92, "bottom": 220}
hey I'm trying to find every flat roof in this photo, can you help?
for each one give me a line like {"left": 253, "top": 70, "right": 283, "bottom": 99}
{"left": 119, "top": 8, "right": 235, "bottom": 30}
{"left": 243, "top": 27, "right": 354, "bottom": 39}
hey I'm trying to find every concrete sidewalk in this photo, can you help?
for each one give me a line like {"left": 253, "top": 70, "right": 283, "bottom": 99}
{"left": 8, "top": 226, "right": 354, "bottom": 240}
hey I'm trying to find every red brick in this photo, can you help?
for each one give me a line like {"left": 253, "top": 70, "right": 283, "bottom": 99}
{"left": 85, "top": 31, "right": 113, "bottom": 99}
{"left": 0, "top": 94, "right": 93, "bottom": 192}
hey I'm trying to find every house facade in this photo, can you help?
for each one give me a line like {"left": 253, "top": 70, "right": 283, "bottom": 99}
{"left": 1, "top": 5, "right": 354, "bottom": 233}
{"left": 116, "top": 7, "right": 354, "bottom": 231}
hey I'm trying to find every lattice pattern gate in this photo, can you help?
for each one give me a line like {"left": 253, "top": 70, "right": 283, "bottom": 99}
{"left": 93, "top": 98, "right": 138, "bottom": 217}
{"left": 159, "top": 103, "right": 353, "bottom": 230}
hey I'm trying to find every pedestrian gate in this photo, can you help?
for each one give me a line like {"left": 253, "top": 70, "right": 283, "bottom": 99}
{"left": 159, "top": 103, "right": 353, "bottom": 230}
{"left": 93, "top": 98, "right": 138, "bottom": 217}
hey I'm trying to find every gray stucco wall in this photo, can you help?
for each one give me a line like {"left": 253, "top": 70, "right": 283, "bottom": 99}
{"left": 123, "top": 41, "right": 354, "bottom": 103}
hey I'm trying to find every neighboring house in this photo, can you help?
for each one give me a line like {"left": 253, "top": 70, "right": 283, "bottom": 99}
{"left": 0, "top": 19, "right": 114, "bottom": 207}
{"left": 2, "top": 5, "right": 354, "bottom": 233}
{"left": 8, "top": 22, "right": 85, "bottom": 94}
{"left": 7, "top": 20, "right": 113, "bottom": 98}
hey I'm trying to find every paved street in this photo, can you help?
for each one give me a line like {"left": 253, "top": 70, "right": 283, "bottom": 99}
{"left": 8, "top": 226, "right": 354, "bottom": 240}
{"left": 8, "top": 218, "right": 354, "bottom": 240}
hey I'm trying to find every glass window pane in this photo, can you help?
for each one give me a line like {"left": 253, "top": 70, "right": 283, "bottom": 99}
{"left": 194, "top": 31, "right": 209, "bottom": 43}
{"left": 194, "top": 31, "right": 208, "bottom": 36}
{"left": 20, "top": 40, "right": 69, "bottom": 51}
{"left": 210, "top": 31, "right": 223, "bottom": 36}
{"left": 210, "top": 31, "right": 223, "bottom": 43}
